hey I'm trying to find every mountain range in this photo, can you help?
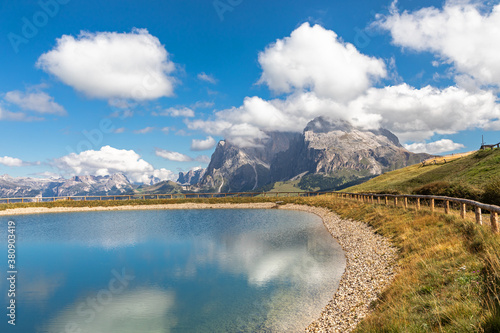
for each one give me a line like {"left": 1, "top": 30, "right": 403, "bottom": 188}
{"left": 196, "top": 117, "right": 429, "bottom": 192}
{"left": 0, "top": 173, "right": 135, "bottom": 198}
{"left": 0, "top": 117, "right": 430, "bottom": 198}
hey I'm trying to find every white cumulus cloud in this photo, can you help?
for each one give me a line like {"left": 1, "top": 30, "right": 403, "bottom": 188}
{"left": 5, "top": 90, "right": 66, "bottom": 115}
{"left": 37, "top": 29, "right": 176, "bottom": 101}
{"left": 155, "top": 149, "right": 193, "bottom": 162}
{"left": 155, "top": 107, "right": 195, "bottom": 117}
{"left": 404, "top": 139, "right": 465, "bottom": 154}
{"left": 185, "top": 22, "right": 500, "bottom": 148}
{"left": 155, "top": 148, "right": 209, "bottom": 163}
{"left": 53, "top": 146, "right": 175, "bottom": 183}
{"left": 0, "top": 106, "right": 42, "bottom": 121}
{"left": 190, "top": 136, "right": 216, "bottom": 151}
{"left": 197, "top": 72, "right": 217, "bottom": 84}
{"left": 133, "top": 127, "right": 155, "bottom": 134}
{"left": 188, "top": 84, "right": 500, "bottom": 146}
{"left": 348, "top": 84, "right": 500, "bottom": 142}
{"left": 258, "top": 22, "right": 387, "bottom": 101}
{"left": 0, "top": 156, "right": 25, "bottom": 167}
{"left": 376, "top": 0, "right": 500, "bottom": 88}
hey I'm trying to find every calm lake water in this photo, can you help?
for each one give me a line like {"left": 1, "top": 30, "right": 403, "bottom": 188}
{"left": 0, "top": 209, "right": 345, "bottom": 332}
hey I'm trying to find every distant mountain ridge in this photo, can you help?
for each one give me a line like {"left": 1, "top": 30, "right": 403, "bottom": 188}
{"left": 0, "top": 174, "right": 135, "bottom": 198}
{"left": 198, "top": 132, "right": 301, "bottom": 192}
{"left": 177, "top": 168, "right": 206, "bottom": 185}
{"left": 197, "top": 117, "right": 430, "bottom": 192}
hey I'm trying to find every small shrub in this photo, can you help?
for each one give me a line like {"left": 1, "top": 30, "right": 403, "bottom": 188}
{"left": 482, "top": 178, "right": 500, "bottom": 206}
{"left": 413, "top": 181, "right": 481, "bottom": 201}
{"left": 414, "top": 181, "right": 451, "bottom": 196}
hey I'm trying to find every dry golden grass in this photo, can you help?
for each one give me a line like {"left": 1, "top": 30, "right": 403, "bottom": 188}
{"left": 307, "top": 196, "right": 500, "bottom": 333}
{"left": 423, "top": 151, "right": 476, "bottom": 165}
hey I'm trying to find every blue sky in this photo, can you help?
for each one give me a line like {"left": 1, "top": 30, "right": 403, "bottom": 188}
{"left": 1, "top": 0, "right": 499, "bottom": 182}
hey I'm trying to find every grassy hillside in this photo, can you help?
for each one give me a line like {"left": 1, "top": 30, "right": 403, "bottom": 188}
{"left": 134, "top": 180, "right": 184, "bottom": 194}
{"left": 266, "top": 179, "right": 306, "bottom": 192}
{"left": 345, "top": 149, "right": 500, "bottom": 204}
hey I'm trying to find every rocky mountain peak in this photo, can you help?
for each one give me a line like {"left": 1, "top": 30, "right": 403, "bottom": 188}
{"left": 177, "top": 168, "right": 206, "bottom": 185}
{"left": 304, "top": 117, "right": 354, "bottom": 133}
{"left": 197, "top": 117, "right": 430, "bottom": 192}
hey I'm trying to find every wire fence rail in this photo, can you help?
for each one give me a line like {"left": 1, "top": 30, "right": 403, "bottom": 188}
{"left": 0, "top": 191, "right": 326, "bottom": 204}
{"left": 1, "top": 191, "right": 499, "bottom": 233}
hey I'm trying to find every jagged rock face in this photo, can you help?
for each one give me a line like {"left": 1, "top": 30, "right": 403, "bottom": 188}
{"left": 199, "top": 132, "right": 300, "bottom": 192}
{"left": 0, "top": 174, "right": 135, "bottom": 198}
{"left": 199, "top": 117, "right": 429, "bottom": 192}
{"left": 56, "top": 174, "right": 134, "bottom": 196}
{"left": 271, "top": 117, "right": 426, "bottom": 181}
{"left": 177, "top": 168, "right": 206, "bottom": 185}
{"left": 0, "top": 175, "right": 63, "bottom": 198}
{"left": 271, "top": 117, "right": 427, "bottom": 180}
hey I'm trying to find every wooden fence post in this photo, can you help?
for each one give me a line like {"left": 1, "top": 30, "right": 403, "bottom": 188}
{"left": 394, "top": 197, "right": 398, "bottom": 206}
{"left": 475, "top": 207, "right": 482, "bottom": 225}
{"left": 416, "top": 198, "right": 420, "bottom": 210}
{"left": 404, "top": 197, "right": 408, "bottom": 209}
{"left": 430, "top": 198, "right": 435, "bottom": 213}
{"left": 384, "top": 196, "right": 388, "bottom": 205}
{"left": 460, "top": 203, "right": 466, "bottom": 219}
{"left": 377, "top": 196, "right": 381, "bottom": 204}
{"left": 445, "top": 201, "right": 450, "bottom": 214}
{"left": 490, "top": 211, "right": 499, "bottom": 233}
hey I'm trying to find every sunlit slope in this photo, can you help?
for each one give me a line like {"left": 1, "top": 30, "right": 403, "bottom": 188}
{"left": 344, "top": 149, "right": 500, "bottom": 196}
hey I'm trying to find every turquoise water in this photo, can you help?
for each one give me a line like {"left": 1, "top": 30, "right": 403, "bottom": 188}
{"left": 0, "top": 209, "right": 345, "bottom": 332}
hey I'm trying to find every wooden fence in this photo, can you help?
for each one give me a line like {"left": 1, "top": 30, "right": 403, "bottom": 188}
{"left": 1, "top": 191, "right": 499, "bottom": 233}
{"left": 338, "top": 192, "right": 500, "bottom": 233}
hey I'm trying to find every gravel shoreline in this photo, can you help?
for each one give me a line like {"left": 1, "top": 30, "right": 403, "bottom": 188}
{"left": 0, "top": 202, "right": 397, "bottom": 332}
